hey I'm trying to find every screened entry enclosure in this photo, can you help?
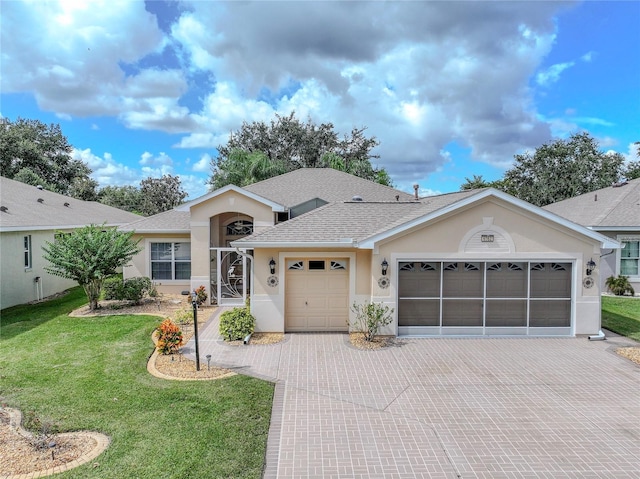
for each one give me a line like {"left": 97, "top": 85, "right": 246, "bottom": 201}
{"left": 398, "top": 261, "right": 573, "bottom": 336}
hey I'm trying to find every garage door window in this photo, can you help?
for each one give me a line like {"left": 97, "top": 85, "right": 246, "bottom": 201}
{"left": 309, "top": 260, "right": 326, "bottom": 270}
{"left": 398, "top": 261, "right": 572, "bottom": 333}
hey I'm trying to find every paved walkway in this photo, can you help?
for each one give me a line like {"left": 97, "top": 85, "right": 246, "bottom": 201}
{"left": 184, "top": 310, "right": 640, "bottom": 478}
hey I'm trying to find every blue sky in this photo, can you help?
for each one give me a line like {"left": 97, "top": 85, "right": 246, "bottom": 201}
{"left": 2, "top": 1, "right": 638, "bottom": 200}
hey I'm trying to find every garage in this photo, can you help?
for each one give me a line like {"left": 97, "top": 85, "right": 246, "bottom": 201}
{"left": 285, "top": 258, "right": 349, "bottom": 332}
{"left": 398, "top": 261, "right": 573, "bottom": 336}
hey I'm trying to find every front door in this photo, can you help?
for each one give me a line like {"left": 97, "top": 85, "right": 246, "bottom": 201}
{"left": 210, "top": 248, "right": 250, "bottom": 306}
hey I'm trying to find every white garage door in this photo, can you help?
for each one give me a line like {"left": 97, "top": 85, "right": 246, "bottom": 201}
{"left": 398, "top": 261, "right": 572, "bottom": 336}
{"left": 285, "top": 258, "right": 349, "bottom": 332}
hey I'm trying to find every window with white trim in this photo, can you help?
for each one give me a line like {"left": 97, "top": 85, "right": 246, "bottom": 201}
{"left": 621, "top": 238, "right": 639, "bottom": 276}
{"left": 24, "top": 235, "right": 32, "bottom": 269}
{"left": 150, "top": 242, "right": 191, "bottom": 280}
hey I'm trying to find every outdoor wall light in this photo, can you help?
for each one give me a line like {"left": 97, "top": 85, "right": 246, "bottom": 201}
{"left": 586, "top": 258, "right": 596, "bottom": 276}
{"left": 381, "top": 258, "right": 389, "bottom": 276}
{"left": 269, "top": 258, "right": 276, "bottom": 275}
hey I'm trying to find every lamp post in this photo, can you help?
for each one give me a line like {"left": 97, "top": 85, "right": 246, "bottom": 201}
{"left": 191, "top": 291, "right": 200, "bottom": 371}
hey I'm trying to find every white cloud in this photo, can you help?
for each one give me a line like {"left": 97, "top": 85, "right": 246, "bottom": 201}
{"left": 139, "top": 151, "right": 173, "bottom": 167}
{"left": 193, "top": 154, "right": 211, "bottom": 173}
{"left": 536, "top": 61, "right": 575, "bottom": 86}
{"left": 4, "top": 0, "right": 584, "bottom": 187}
{"left": 72, "top": 148, "right": 140, "bottom": 186}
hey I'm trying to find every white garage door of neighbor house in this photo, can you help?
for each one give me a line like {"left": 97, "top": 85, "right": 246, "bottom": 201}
{"left": 285, "top": 259, "right": 349, "bottom": 332}
{"left": 398, "top": 261, "right": 573, "bottom": 336}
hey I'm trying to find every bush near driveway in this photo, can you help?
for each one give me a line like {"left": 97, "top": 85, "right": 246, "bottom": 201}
{"left": 0, "top": 287, "right": 273, "bottom": 479}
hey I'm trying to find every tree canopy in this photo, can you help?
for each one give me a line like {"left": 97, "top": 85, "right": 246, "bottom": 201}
{"left": 98, "top": 185, "right": 144, "bottom": 214}
{"left": 460, "top": 133, "right": 630, "bottom": 206}
{"left": 209, "top": 112, "right": 391, "bottom": 189}
{"left": 43, "top": 225, "right": 142, "bottom": 310}
{"left": 0, "top": 117, "right": 94, "bottom": 197}
{"left": 139, "top": 174, "right": 188, "bottom": 216}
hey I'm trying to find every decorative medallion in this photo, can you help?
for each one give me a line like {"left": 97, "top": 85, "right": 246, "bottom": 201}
{"left": 267, "top": 275, "right": 279, "bottom": 287}
{"left": 582, "top": 276, "right": 594, "bottom": 289}
{"left": 378, "top": 277, "right": 390, "bottom": 289}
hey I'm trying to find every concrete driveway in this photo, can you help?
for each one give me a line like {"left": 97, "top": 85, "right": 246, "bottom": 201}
{"left": 186, "top": 313, "right": 640, "bottom": 479}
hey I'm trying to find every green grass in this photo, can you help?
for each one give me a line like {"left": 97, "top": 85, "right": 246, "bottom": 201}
{"left": 602, "top": 295, "right": 640, "bottom": 342}
{"left": 0, "top": 287, "right": 274, "bottom": 478}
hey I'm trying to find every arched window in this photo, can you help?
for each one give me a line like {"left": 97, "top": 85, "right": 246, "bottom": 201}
{"left": 226, "top": 220, "right": 253, "bottom": 236}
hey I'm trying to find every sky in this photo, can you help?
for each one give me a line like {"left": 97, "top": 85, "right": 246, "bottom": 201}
{"left": 1, "top": 0, "right": 639, "bottom": 200}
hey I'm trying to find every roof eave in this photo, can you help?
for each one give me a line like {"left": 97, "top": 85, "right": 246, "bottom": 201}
{"left": 0, "top": 222, "right": 132, "bottom": 233}
{"left": 590, "top": 226, "right": 640, "bottom": 232}
{"left": 118, "top": 228, "right": 191, "bottom": 234}
{"left": 231, "top": 239, "right": 356, "bottom": 249}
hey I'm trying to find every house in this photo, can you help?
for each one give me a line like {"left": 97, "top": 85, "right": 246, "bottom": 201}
{"left": 0, "top": 176, "right": 141, "bottom": 310}
{"left": 121, "top": 168, "right": 618, "bottom": 337}
{"left": 544, "top": 177, "right": 640, "bottom": 294}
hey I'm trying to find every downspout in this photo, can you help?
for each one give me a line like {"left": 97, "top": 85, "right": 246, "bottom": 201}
{"left": 588, "top": 330, "right": 606, "bottom": 341}
{"left": 235, "top": 247, "right": 254, "bottom": 345}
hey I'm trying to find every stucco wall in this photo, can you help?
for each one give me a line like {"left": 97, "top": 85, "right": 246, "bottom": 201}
{"left": 250, "top": 248, "right": 361, "bottom": 332}
{"left": 124, "top": 233, "right": 191, "bottom": 295}
{"left": 373, "top": 198, "right": 604, "bottom": 335}
{"left": 0, "top": 230, "right": 76, "bottom": 310}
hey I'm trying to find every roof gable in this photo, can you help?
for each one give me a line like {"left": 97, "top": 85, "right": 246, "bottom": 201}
{"left": 543, "top": 178, "right": 640, "bottom": 229}
{"left": 0, "top": 176, "right": 141, "bottom": 232}
{"left": 235, "top": 188, "right": 619, "bottom": 250}
{"left": 175, "top": 184, "right": 286, "bottom": 212}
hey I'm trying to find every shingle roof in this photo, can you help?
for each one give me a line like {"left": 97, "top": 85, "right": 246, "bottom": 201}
{"left": 0, "top": 176, "right": 141, "bottom": 232}
{"left": 234, "top": 190, "right": 477, "bottom": 245}
{"left": 243, "top": 168, "right": 415, "bottom": 207}
{"left": 543, "top": 178, "right": 640, "bottom": 228}
{"left": 118, "top": 209, "right": 191, "bottom": 233}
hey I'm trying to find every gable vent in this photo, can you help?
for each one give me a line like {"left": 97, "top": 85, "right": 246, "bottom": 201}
{"left": 37, "top": 198, "right": 44, "bottom": 203}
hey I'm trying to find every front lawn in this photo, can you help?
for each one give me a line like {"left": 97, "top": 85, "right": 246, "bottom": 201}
{"left": 602, "top": 295, "right": 640, "bottom": 342}
{"left": 0, "top": 287, "right": 274, "bottom": 478}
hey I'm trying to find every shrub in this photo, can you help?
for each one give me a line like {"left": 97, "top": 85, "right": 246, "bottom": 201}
{"left": 219, "top": 305, "right": 255, "bottom": 340}
{"left": 103, "top": 276, "right": 124, "bottom": 300}
{"left": 173, "top": 307, "right": 193, "bottom": 326}
{"left": 195, "top": 285, "right": 208, "bottom": 305}
{"left": 156, "top": 318, "right": 184, "bottom": 355}
{"left": 102, "top": 276, "right": 155, "bottom": 304}
{"left": 349, "top": 301, "right": 394, "bottom": 342}
{"left": 605, "top": 275, "right": 635, "bottom": 296}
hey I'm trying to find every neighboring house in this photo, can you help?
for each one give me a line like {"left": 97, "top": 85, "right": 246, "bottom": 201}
{"left": 121, "top": 168, "right": 618, "bottom": 337}
{"left": 0, "top": 176, "right": 141, "bottom": 310}
{"left": 544, "top": 178, "right": 640, "bottom": 294}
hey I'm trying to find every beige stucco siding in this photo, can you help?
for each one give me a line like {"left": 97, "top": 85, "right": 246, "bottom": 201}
{"left": 0, "top": 230, "right": 77, "bottom": 310}
{"left": 124, "top": 233, "right": 191, "bottom": 295}
{"left": 372, "top": 198, "right": 604, "bottom": 335}
{"left": 190, "top": 191, "right": 274, "bottom": 232}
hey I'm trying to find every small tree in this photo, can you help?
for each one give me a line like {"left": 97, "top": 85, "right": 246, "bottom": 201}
{"left": 43, "top": 224, "right": 142, "bottom": 310}
{"left": 349, "top": 301, "right": 394, "bottom": 342}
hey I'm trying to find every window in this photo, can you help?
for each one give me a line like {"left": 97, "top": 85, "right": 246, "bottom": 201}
{"left": 226, "top": 220, "right": 253, "bottom": 236}
{"left": 24, "top": 235, "right": 32, "bottom": 269}
{"left": 330, "top": 260, "right": 347, "bottom": 270}
{"left": 150, "top": 242, "right": 191, "bottom": 280}
{"left": 621, "top": 239, "right": 639, "bottom": 276}
{"left": 287, "top": 261, "right": 304, "bottom": 270}
{"left": 308, "top": 260, "right": 325, "bottom": 270}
